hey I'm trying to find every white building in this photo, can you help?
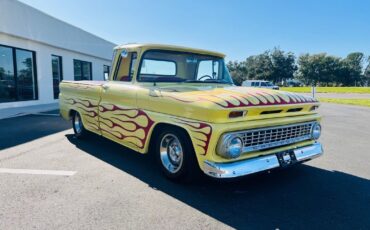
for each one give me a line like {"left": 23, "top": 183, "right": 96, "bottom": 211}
{"left": 0, "top": 0, "right": 116, "bottom": 111}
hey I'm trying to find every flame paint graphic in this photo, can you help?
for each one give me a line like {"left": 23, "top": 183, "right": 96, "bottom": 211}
{"left": 64, "top": 98, "right": 100, "bottom": 132}
{"left": 64, "top": 98, "right": 154, "bottom": 149}
{"left": 161, "top": 89, "right": 318, "bottom": 109}
{"left": 98, "top": 104, "right": 154, "bottom": 149}
{"left": 172, "top": 118, "right": 212, "bottom": 155}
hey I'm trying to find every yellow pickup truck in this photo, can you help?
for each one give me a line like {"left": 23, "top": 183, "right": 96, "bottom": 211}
{"left": 60, "top": 43, "right": 323, "bottom": 180}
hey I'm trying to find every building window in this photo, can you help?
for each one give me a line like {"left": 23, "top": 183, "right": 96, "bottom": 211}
{"left": 51, "top": 55, "right": 63, "bottom": 99}
{"left": 0, "top": 44, "right": 37, "bottom": 103}
{"left": 103, "top": 65, "right": 110, "bottom": 80}
{"left": 74, "top": 59, "right": 92, "bottom": 80}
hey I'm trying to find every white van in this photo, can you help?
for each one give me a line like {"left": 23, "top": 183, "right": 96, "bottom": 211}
{"left": 242, "top": 80, "right": 279, "bottom": 90}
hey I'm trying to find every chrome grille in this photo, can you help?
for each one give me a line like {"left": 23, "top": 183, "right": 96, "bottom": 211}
{"left": 240, "top": 122, "right": 314, "bottom": 153}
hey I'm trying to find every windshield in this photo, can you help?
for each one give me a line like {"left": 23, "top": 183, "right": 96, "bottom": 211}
{"left": 138, "top": 50, "right": 233, "bottom": 84}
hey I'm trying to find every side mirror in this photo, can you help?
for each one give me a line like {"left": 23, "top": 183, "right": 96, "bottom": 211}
{"left": 121, "top": 49, "right": 128, "bottom": 58}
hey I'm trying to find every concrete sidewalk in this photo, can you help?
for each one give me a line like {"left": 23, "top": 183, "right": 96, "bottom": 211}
{"left": 0, "top": 103, "right": 59, "bottom": 120}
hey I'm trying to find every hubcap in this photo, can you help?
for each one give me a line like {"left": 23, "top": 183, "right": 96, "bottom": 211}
{"left": 74, "top": 113, "right": 82, "bottom": 134}
{"left": 160, "top": 134, "right": 183, "bottom": 174}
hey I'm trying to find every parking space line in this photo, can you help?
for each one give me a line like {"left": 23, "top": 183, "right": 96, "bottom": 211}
{"left": 30, "top": 113, "right": 60, "bottom": 116}
{"left": 0, "top": 168, "right": 76, "bottom": 176}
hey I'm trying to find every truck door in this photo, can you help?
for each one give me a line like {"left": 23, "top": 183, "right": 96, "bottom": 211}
{"left": 98, "top": 51, "right": 143, "bottom": 150}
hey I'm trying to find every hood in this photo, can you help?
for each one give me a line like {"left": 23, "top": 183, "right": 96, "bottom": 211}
{"left": 139, "top": 84, "right": 319, "bottom": 123}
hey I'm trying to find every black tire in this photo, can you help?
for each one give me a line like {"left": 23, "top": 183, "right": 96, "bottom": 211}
{"left": 155, "top": 126, "right": 200, "bottom": 181}
{"left": 72, "top": 112, "right": 88, "bottom": 139}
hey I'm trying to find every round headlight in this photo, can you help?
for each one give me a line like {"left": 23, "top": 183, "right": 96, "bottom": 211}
{"left": 311, "top": 123, "right": 321, "bottom": 140}
{"left": 226, "top": 137, "right": 243, "bottom": 158}
{"left": 217, "top": 135, "right": 244, "bottom": 159}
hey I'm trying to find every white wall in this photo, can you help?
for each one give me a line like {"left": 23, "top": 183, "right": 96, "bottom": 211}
{"left": 0, "top": 33, "right": 112, "bottom": 109}
{"left": 0, "top": 0, "right": 115, "bottom": 60}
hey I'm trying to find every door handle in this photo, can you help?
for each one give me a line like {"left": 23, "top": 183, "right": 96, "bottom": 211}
{"left": 102, "top": 84, "right": 109, "bottom": 90}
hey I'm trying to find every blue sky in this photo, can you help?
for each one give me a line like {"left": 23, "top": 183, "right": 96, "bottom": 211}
{"left": 20, "top": 0, "right": 370, "bottom": 61}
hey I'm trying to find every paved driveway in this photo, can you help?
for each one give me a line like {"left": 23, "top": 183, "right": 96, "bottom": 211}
{"left": 0, "top": 104, "right": 369, "bottom": 229}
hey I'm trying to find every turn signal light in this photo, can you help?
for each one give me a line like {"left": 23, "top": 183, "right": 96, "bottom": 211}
{"left": 229, "top": 110, "right": 247, "bottom": 118}
{"left": 309, "top": 105, "right": 319, "bottom": 111}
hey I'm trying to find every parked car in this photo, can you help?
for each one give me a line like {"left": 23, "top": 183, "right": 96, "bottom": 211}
{"left": 242, "top": 80, "right": 279, "bottom": 90}
{"left": 60, "top": 43, "right": 323, "bottom": 181}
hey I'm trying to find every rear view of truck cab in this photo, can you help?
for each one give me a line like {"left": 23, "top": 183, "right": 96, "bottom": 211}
{"left": 59, "top": 43, "right": 323, "bottom": 181}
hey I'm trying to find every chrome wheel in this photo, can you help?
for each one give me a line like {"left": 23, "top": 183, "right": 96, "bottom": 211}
{"left": 74, "top": 113, "right": 83, "bottom": 134}
{"left": 160, "top": 134, "right": 184, "bottom": 174}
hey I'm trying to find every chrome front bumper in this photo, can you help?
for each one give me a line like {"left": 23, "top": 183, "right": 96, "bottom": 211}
{"left": 203, "top": 142, "right": 323, "bottom": 178}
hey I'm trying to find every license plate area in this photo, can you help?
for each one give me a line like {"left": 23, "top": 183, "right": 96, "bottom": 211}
{"left": 276, "top": 150, "right": 298, "bottom": 167}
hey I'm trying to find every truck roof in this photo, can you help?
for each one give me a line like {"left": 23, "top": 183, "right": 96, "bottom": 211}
{"left": 114, "top": 43, "right": 226, "bottom": 58}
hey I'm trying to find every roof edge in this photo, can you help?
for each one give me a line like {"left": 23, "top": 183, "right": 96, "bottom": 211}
{"left": 114, "top": 43, "right": 226, "bottom": 57}
{"left": 17, "top": 0, "right": 116, "bottom": 46}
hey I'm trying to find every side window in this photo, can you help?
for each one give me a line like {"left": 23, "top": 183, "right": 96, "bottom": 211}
{"left": 114, "top": 52, "right": 137, "bottom": 82}
{"left": 197, "top": 60, "right": 219, "bottom": 80}
{"left": 261, "top": 82, "right": 267, "bottom": 86}
{"left": 251, "top": 82, "right": 256, "bottom": 86}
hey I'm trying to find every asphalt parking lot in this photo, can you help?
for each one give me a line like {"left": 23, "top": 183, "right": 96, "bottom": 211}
{"left": 0, "top": 104, "right": 369, "bottom": 229}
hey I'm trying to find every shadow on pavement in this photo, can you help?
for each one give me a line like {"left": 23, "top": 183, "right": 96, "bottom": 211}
{"left": 67, "top": 133, "right": 370, "bottom": 229}
{"left": 0, "top": 113, "right": 70, "bottom": 150}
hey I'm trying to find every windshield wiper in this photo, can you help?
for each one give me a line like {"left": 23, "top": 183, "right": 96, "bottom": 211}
{"left": 147, "top": 77, "right": 185, "bottom": 83}
{"left": 183, "top": 80, "right": 202, "bottom": 83}
{"left": 204, "top": 79, "right": 232, "bottom": 84}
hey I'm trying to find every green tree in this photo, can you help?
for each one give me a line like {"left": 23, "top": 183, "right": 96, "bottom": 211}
{"left": 297, "top": 53, "right": 341, "bottom": 86}
{"left": 227, "top": 61, "right": 247, "bottom": 85}
{"left": 238, "top": 48, "right": 297, "bottom": 84}
{"left": 270, "top": 47, "right": 297, "bottom": 84}
{"left": 364, "top": 56, "right": 370, "bottom": 86}
{"left": 244, "top": 51, "right": 274, "bottom": 81}
{"left": 337, "top": 52, "right": 364, "bottom": 86}
{"left": 228, "top": 50, "right": 367, "bottom": 86}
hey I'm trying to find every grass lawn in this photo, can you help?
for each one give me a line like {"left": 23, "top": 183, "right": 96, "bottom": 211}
{"left": 319, "top": 98, "right": 370, "bottom": 107}
{"left": 280, "top": 87, "right": 370, "bottom": 94}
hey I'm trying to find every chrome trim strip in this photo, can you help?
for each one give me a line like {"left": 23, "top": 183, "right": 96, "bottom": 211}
{"left": 204, "top": 155, "right": 279, "bottom": 178}
{"left": 294, "top": 142, "right": 323, "bottom": 161}
{"left": 204, "top": 142, "right": 323, "bottom": 178}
